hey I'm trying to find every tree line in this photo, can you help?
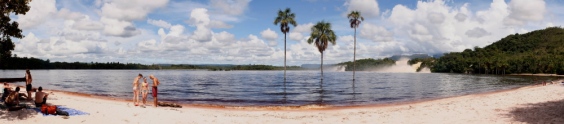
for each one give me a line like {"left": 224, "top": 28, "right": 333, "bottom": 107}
{"left": 431, "top": 27, "right": 564, "bottom": 75}
{"left": 0, "top": 56, "right": 160, "bottom": 69}
{"left": 337, "top": 58, "right": 395, "bottom": 71}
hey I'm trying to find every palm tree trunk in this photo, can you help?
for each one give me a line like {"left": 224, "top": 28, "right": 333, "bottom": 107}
{"left": 284, "top": 33, "right": 287, "bottom": 80}
{"left": 353, "top": 27, "right": 356, "bottom": 81}
{"left": 321, "top": 52, "right": 324, "bottom": 80}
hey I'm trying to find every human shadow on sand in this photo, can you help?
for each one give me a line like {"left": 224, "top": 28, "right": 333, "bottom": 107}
{"left": 508, "top": 98, "right": 564, "bottom": 123}
{"left": 0, "top": 109, "right": 37, "bottom": 121}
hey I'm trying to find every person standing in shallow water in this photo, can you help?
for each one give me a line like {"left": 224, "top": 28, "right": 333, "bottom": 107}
{"left": 132, "top": 74, "right": 142, "bottom": 106}
{"left": 25, "top": 69, "right": 33, "bottom": 101}
{"left": 141, "top": 77, "right": 149, "bottom": 106}
{"left": 149, "top": 75, "right": 160, "bottom": 107}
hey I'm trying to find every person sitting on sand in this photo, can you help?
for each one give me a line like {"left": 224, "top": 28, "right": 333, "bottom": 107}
{"left": 141, "top": 77, "right": 149, "bottom": 106}
{"left": 149, "top": 75, "right": 160, "bottom": 107}
{"left": 1, "top": 83, "right": 12, "bottom": 101}
{"left": 133, "top": 74, "right": 142, "bottom": 106}
{"left": 35, "top": 87, "right": 49, "bottom": 107}
{"left": 5, "top": 87, "right": 24, "bottom": 108}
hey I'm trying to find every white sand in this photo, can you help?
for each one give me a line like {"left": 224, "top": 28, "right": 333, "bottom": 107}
{"left": 2, "top": 83, "right": 564, "bottom": 124}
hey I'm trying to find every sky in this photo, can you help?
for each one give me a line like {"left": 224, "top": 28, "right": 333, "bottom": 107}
{"left": 11, "top": 0, "right": 563, "bottom": 66}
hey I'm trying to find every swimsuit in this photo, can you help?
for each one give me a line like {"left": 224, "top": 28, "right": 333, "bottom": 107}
{"left": 133, "top": 81, "right": 139, "bottom": 91}
{"left": 152, "top": 86, "right": 158, "bottom": 97}
{"left": 141, "top": 83, "right": 148, "bottom": 94}
{"left": 26, "top": 84, "right": 32, "bottom": 91}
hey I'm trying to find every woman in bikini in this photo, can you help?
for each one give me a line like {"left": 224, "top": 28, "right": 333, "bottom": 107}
{"left": 141, "top": 77, "right": 149, "bottom": 106}
{"left": 132, "top": 74, "right": 142, "bottom": 106}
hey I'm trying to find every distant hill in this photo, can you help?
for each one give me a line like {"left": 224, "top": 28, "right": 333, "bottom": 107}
{"left": 432, "top": 27, "right": 564, "bottom": 75}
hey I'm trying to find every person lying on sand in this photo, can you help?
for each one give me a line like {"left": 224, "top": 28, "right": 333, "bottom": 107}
{"left": 35, "top": 87, "right": 50, "bottom": 107}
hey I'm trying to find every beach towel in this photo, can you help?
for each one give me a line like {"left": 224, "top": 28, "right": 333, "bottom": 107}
{"left": 32, "top": 106, "right": 89, "bottom": 116}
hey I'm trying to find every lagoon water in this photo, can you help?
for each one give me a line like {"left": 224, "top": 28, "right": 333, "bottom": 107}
{"left": 0, "top": 70, "right": 558, "bottom": 106}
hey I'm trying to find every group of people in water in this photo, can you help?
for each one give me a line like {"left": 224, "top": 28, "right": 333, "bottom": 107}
{"left": 1, "top": 69, "right": 50, "bottom": 110}
{"left": 133, "top": 74, "right": 160, "bottom": 107}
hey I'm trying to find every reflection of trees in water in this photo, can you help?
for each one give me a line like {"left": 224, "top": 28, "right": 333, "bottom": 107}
{"left": 316, "top": 79, "right": 324, "bottom": 105}
{"left": 352, "top": 80, "right": 356, "bottom": 104}
{"left": 283, "top": 80, "right": 287, "bottom": 103}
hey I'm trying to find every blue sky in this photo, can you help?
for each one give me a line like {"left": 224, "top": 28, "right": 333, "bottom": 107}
{"left": 12, "top": 0, "right": 562, "bottom": 65}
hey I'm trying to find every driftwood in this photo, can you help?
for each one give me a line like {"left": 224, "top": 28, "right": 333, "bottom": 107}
{"left": 157, "top": 102, "right": 182, "bottom": 108}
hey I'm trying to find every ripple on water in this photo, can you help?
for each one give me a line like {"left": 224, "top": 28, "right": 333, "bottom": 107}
{"left": 2, "top": 70, "right": 559, "bottom": 107}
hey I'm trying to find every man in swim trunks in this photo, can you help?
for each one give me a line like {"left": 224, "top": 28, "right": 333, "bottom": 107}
{"left": 149, "top": 75, "right": 160, "bottom": 107}
{"left": 35, "top": 87, "right": 49, "bottom": 107}
{"left": 25, "top": 69, "right": 33, "bottom": 101}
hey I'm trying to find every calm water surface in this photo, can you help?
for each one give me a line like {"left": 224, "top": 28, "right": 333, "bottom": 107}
{"left": 0, "top": 70, "right": 558, "bottom": 106}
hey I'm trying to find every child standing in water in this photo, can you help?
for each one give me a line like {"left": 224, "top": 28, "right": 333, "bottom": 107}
{"left": 141, "top": 77, "right": 149, "bottom": 106}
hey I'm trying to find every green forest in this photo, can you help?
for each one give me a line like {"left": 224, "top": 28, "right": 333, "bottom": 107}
{"left": 431, "top": 27, "right": 564, "bottom": 75}
{"left": 0, "top": 56, "right": 300, "bottom": 71}
{"left": 337, "top": 58, "right": 396, "bottom": 71}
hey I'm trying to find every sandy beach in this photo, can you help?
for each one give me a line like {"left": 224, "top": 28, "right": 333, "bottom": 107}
{"left": 2, "top": 82, "right": 564, "bottom": 124}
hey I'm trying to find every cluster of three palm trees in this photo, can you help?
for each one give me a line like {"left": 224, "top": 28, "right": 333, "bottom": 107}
{"left": 274, "top": 8, "right": 364, "bottom": 80}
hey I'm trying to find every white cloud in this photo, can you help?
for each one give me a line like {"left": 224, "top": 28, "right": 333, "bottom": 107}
{"left": 100, "top": 0, "right": 169, "bottom": 21}
{"left": 465, "top": 27, "right": 490, "bottom": 38}
{"left": 261, "top": 28, "right": 279, "bottom": 47}
{"left": 210, "top": 20, "right": 234, "bottom": 29}
{"left": 147, "top": 19, "right": 172, "bottom": 29}
{"left": 455, "top": 13, "right": 467, "bottom": 22}
{"left": 209, "top": 0, "right": 251, "bottom": 16}
{"left": 289, "top": 32, "right": 304, "bottom": 41}
{"left": 57, "top": 8, "right": 86, "bottom": 21}
{"left": 504, "top": 0, "right": 546, "bottom": 26}
{"left": 427, "top": 13, "right": 445, "bottom": 24}
{"left": 17, "top": 0, "right": 58, "bottom": 29}
{"left": 72, "top": 19, "right": 104, "bottom": 31}
{"left": 99, "top": 0, "right": 169, "bottom": 37}
{"left": 344, "top": 0, "right": 380, "bottom": 18}
{"left": 101, "top": 17, "right": 141, "bottom": 37}
{"left": 215, "top": 31, "right": 235, "bottom": 42}
{"left": 186, "top": 8, "right": 233, "bottom": 29}
{"left": 380, "top": 0, "right": 529, "bottom": 54}
{"left": 359, "top": 23, "right": 394, "bottom": 42}
{"left": 288, "top": 23, "right": 314, "bottom": 41}
{"left": 261, "top": 28, "right": 278, "bottom": 41}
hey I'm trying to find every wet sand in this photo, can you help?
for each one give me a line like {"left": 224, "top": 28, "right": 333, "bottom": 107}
{"left": 2, "top": 82, "right": 564, "bottom": 123}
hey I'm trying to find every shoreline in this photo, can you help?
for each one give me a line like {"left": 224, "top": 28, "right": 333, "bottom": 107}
{"left": 509, "top": 73, "right": 564, "bottom": 77}
{"left": 13, "top": 82, "right": 545, "bottom": 111}
{"left": 3, "top": 81, "right": 564, "bottom": 123}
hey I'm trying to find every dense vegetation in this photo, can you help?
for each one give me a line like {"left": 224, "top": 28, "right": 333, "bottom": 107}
{"left": 337, "top": 58, "right": 396, "bottom": 71}
{"left": 0, "top": 56, "right": 301, "bottom": 70}
{"left": 432, "top": 27, "right": 564, "bottom": 75}
{"left": 0, "top": 56, "right": 160, "bottom": 69}
{"left": 0, "top": 0, "right": 31, "bottom": 62}
{"left": 162, "top": 64, "right": 302, "bottom": 71}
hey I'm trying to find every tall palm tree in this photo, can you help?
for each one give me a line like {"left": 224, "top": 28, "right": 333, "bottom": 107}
{"left": 347, "top": 11, "right": 364, "bottom": 81}
{"left": 274, "top": 8, "right": 297, "bottom": 80}
{"left": 307, "top": 21, "right": 337, "bottom": 80}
